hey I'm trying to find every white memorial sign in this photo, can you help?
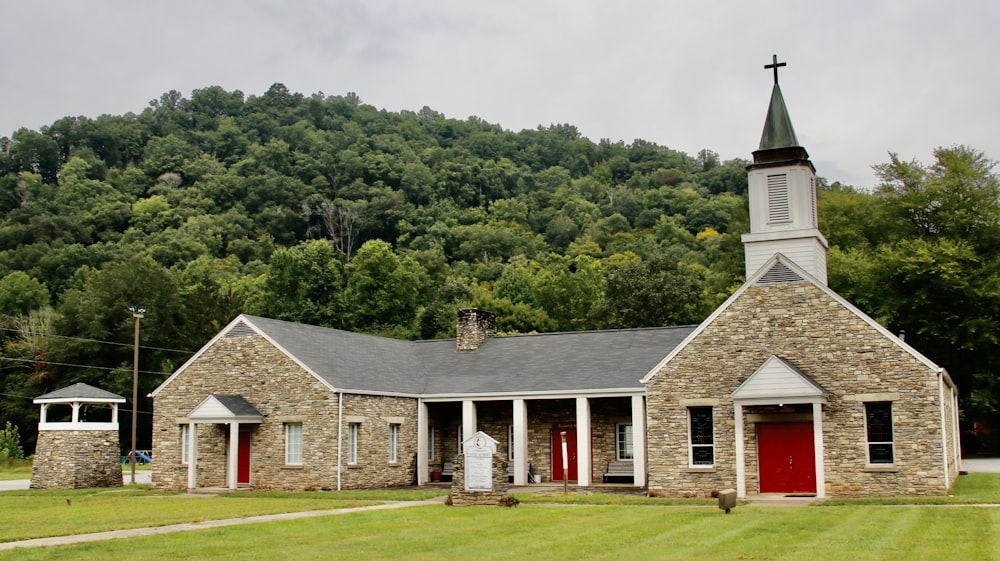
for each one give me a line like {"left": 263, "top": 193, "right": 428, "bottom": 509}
{"left": 463, "top": 431, "right": 498, "bottom": 492}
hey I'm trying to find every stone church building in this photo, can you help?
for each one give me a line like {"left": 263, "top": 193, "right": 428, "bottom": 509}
{"left": 150, "top": 65, "right": 961, "bottom": 499}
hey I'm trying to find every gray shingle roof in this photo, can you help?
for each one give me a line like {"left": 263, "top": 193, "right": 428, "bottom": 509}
{"left": 242, "top": 315, "right": 424, "bottom": 394}
{"left": 241, "top": 315, "right": 695, "bottom": 397}
{"left": 34, "top": 382, "right": 126, "bottom": 402}
{"left": 212, "top": 394, "right": 263, "bottom": 417}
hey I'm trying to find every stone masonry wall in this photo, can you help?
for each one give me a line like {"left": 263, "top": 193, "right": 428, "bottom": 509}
{"left": 152, "top": 333, "right": 417, "bottom": 491}
{"left": 645, "top": 281, "right": 957, "bottom": 498}
{"left": 31, "top": 429, "right": 122, "bottom": 489}
{"left": 447, "top": 453, "right": 512, "bottom": 506}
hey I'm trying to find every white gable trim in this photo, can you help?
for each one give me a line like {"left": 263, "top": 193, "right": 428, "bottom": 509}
{"left": 187, "top": 395, "right": 263, "bottom": 424}
{"left": 732, "top": 355, "right": 828, "bottom": 403}
{"left": 641, "top": 254, "right": 951, "bottom": 385}
{"left": 150, "top": 314, "right": 338, "bottom": 397}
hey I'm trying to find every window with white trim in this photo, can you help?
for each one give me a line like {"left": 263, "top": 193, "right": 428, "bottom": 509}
{"left": 616, "top": 423, "right": 634, "bottom": 461}
{"left": 688, "top": 407, "right": 714, "bottom": 466}
{"left": 181, "top": 425, "right": 190, "bottom": 465}
{"left": 347, "top": 423, "right": 360, "bottom": 465}
{"left": 285, "top": 423, "right": 303, "bottom": 465}
{"left": 865, "top": 402, "right": 894, "bottom": 464}
{"left": 388, "top": 423, "right": 399, "bottom": 463}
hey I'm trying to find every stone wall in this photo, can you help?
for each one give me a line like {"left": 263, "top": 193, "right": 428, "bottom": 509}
{"left": 447, "top": 453, "right": 513, "bottom": 506}
{"left": 645, "top": 281, "right": 958, "bottom": 498}
{"left": 152, "top": 332, "right": 417, "bottom": 491}
{"left": 31, "top": 429, "right": 122, "bottom": 489}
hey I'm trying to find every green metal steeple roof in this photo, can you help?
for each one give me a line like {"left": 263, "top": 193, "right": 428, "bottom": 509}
{"left": 758, "top": 83, "right": 799, "bottom": 150}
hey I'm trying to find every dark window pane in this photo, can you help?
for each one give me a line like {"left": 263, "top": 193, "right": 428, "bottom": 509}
{"left": 869, "top": 443, "right": 894, "bottom": 464}
{"left": 690, "top": 407, "right": 714, "bottom": 445}
{"left": 865, "top": 402, "right": 893, "bottom": 443}
{"left": 692, "top": 446, "right": 714, "bottom": 465}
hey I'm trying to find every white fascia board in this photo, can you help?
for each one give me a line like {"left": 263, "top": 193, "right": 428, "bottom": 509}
{"left": 639, "top": 257, "right": 775, "bottom": 384}
{"left": 150, "top": 314, "right": 339, "bottom": 397}
{"left": 150, "top": 314, "right": 252, "bottom": 397}
{"left": 641, "top": 253, "right": 948, "bottom": 384}
{"left": 421, "top": 387, "right": 645, "bottom": 402}
{"left": 332, "top": 388, "right": 422, "bottom": 399}
{"left": 781, "top": 257, "right": 947, "bottom": 376}
{"left": 33, "top": 397, "right": 126, "bottom": 404}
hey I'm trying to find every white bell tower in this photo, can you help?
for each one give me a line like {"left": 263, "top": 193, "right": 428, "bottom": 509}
{"left": 741, "top": 55, "right": 828, "bottom": 284}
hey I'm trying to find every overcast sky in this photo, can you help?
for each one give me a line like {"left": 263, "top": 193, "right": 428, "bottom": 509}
{"left": 2, "top": 1, "right": 998, "bottom": 188}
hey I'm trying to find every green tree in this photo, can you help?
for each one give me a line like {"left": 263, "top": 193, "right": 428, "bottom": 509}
{"left": 0, "top": 271, "right": 49, "bottom": 315}
{"left": 251, "top": 240, "right": 346, "bottom": 328}
{"left": 346, "top": 240, "right": 427, "bottom": 333}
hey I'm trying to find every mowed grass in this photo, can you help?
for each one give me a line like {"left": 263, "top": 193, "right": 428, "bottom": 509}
{"left": 1, "top": 503, "right": 997, "bottom": 561}
{"left": 0, "top": 474, "right": 997, "bottom": 560}
{"left": 0, "top": 486, "right": 444, "bottom": 543}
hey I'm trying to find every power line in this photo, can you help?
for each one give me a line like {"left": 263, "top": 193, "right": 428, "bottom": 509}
{"left": 0, "top": 326, "right": 195, "bottom": 355}
{"left": 0, "top": 356, "right": 173, "bottom": 376}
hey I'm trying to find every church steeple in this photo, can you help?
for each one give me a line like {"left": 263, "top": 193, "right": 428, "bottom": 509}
{"left": 741, "top": 55, "right": 829, "bottom": 284}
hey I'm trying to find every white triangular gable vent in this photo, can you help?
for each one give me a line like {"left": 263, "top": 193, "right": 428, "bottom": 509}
{"left": 756, "top": 261, "right": 803, "bottom": 285}
{"left": 224, "top": 320, "right": 255, "bottom": 338}
{"left": 732, "top": 355, "right": 828, "bottom": 404}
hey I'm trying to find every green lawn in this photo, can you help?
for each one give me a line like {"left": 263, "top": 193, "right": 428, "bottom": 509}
{"left": 1, "top": 503, "right": 996, "bottom": 561}
{"left": 0, "top": 474, "right": 997, "bottom": 560}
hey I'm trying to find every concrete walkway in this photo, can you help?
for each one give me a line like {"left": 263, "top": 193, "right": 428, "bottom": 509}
{"left": 0, "top": 496, "right": 446, "bottom": 551}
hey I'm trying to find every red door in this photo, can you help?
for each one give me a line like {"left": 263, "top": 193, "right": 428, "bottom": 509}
{"left": 551, "top": 429, "right": 578, "bottom": 481}
{"left": 237, "top": 430, "right": 252, "bottom": 485}
{"left": 757, "top": 422, "right": 816, "bottom": 494}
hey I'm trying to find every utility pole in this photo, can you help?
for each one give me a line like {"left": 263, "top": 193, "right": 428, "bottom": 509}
{"left": 127, "top": 305, "right": 145, "bottom": 485}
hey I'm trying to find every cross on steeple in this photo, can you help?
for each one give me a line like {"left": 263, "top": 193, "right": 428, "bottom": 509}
{"left": 764, "top": 54, "right": 786, "bottom": 85}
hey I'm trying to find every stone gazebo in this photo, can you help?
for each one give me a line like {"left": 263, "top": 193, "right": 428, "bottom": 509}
{"left": 31, "top": 382, "right": 126, "bottom": 489}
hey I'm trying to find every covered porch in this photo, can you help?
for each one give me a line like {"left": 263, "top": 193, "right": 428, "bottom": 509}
{"left": 417, "top": 392, "right": 647, "bottom": 488}
{"left": 184, "top": 394, "right": 263, "bottom": 491}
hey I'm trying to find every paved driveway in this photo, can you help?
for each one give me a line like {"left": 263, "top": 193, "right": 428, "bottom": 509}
{"left": 0, "top": 471, "right": 151, "bottom": 491}
{"left": 962, "top": 457, "right": 1000, "bottom": 473}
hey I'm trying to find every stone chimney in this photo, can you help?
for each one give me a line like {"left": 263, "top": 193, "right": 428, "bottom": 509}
{"left": 456, "top": 308, "right": 496, "bottom": 351}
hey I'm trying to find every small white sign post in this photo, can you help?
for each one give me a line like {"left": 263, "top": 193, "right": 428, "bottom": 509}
{"left": 463, "top": 431, "right": 498, "bottom": 492}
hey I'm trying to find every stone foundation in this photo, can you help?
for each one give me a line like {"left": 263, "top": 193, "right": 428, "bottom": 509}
{"left": 31, "top": 429, "right": 122, "bottom": 489}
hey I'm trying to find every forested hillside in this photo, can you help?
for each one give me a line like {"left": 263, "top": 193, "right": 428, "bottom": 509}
{"left": 0, "top": 83, "right": 997, "bottom": 454}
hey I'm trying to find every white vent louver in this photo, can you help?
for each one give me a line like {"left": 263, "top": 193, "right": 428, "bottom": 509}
{"left": 757, "top": 261, "right": 803, "bottom": 284}
{"left": 224, "top": 321, "right": 255, "bottom": 338}
{"left": 767, "top": 174, "right": 790, "bottom": 223}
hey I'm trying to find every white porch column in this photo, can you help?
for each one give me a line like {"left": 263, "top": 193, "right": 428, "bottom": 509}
{"left": 630, "top": 395, "right": 646, "bottom": 487}
{"left": 227, "top": 422, "right": 239, "bottom": 490}
{"left": 734, "top": 403, "right": 746, "bottom": 498}
{"left": 461, "top": 400, "right": 477, "bottom": 444}
{"left": 813, "top": 402, "right": 826, "bottom": 499}
{"left": 575, "top": 397, "right": 591, "bottom": 486}
{"left": 512, "top": 399, "right": 528, "bottom": 485}
{"left": 71, "top": 402, "right": 81, "bottom": 423}
{"left": 187, "top": 421, "right": 198, "bottom": 490}
{"left": 417, "top": 401, "right": 429, "bottom": 485}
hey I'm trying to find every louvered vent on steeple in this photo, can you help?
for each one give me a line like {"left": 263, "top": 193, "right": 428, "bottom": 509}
{"left": 756, "top": 261, "right": 803, "bottom": 285}
{"left": 767, "top": 174, "right": 790, "bottom": 223}
{"left": 224, "top": 320, "right": 255, "bottom": 338}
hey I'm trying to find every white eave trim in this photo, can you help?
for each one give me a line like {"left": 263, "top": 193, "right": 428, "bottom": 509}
{"left": 641, "top": 253, "right": 950, "bottom": 385}
{"left": 150, "top": 314, "right": 338, "bottom": 397}
{"left": 33, "top": 397, "right": 126, "bottom": 404}
{"left": 421, "top": 387, "right": 645, "bottom": 402}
